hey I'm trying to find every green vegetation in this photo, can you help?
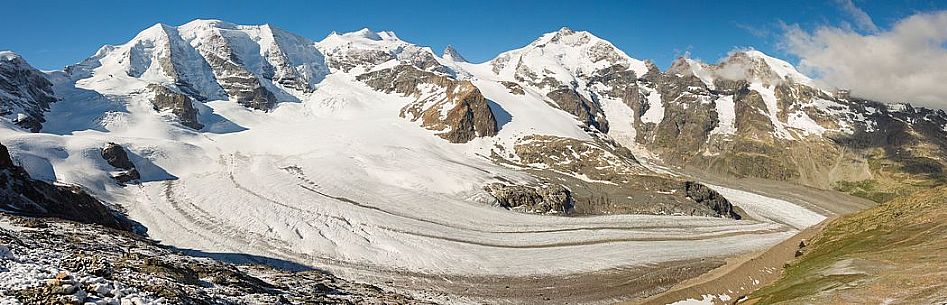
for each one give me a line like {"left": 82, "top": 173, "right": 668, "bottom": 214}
{"left": 831, "top": 179, "right": 898, "bottom": 203}
{"left": 833, "top": 150, "right": 947, "bottom": 203}
{"left": 748, "top": 186, "right": 947, "bottom": 304}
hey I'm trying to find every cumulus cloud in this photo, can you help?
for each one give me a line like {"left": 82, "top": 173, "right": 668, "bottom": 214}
{"left": 782, "top": 11, "right": 947, "bottom": 109}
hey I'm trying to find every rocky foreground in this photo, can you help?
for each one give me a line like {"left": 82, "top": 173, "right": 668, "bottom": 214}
{"left": 0, "top": 214, "right": 428, "bottom": 305}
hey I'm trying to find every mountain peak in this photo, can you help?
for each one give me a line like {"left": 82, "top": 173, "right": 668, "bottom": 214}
{"left": 334, "top": 28, "right": 402, "bottom": 42}
{"left": 179, "top": 19, "right": 237, "bottom": 30}
{"left": 719, "top": 49, "right": 813, "bottom": 85}
{"left": 442, "top": 45, "right": 467, "bottom": 62}
{"left": 0, "top": 50, "right": 21, "bottom": 62}
{"left": 133, "top": 22, "right": 176, "bottom": 41}
{"left": 350, "top": 28, "right": 383, "bottom": 40}
{"left": 491, "top": 27, "right": 650, "bottom": 87}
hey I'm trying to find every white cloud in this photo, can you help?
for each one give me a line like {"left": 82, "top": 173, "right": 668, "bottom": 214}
{"left": 835, "top": 0, "right": 879, "bottom": 33}
{"left": 782, "top": 11, "right": 947, "bottom": 109}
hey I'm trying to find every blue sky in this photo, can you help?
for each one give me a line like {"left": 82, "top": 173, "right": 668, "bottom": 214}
{"left": 2, "top": 0, "right": 945, "bottom": 70}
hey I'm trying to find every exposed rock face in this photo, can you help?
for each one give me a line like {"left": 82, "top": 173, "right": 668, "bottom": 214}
{"left": 256, "top": 25, "right": 328, "bottom": 93}
{"left": 191, "top": 31, "right": 280, "bottom": 110}
{"left": 358, "top": 65, "right": 498, "bottom": 143}
{"left": 0, "top": 214, "right": 429, "bottom": 304}
{"left": 318, "top": 28, "right": 451, "bottom": 74}
{"left": 683, "top": 181, "right": 740, "bottom": 219}
{"left": 546, "top": 88, "right": 609, "bottom": 133}
{"left": 484, "top": 182, "right": 574, "bottom": 214}
{"left": 127, "top": 24, "right": 227, "bottom": 102}
{"left": 101, "top": 143, "right": 140, "bottom": 185}
{"left": 0, "top": 52, "right": 57, "bottom": 132}
{"left": 492, "top": 135, "right": 741, "bottom": 218}
{"left": 147, "top": 84, "right": 203, "bottom": 129}
{"left": 570, "top": 50, "right": 947, "bottom": 202}
{"left": 0, "top": 143, "right": 133, "bottom": 231}
{"left": 587, "top": 64, "right": 644, "bottom": 113}
{"left": 500, "top": 81, "right": 524, "bottom": 95}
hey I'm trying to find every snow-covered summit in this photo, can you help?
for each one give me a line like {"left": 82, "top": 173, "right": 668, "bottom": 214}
{"left": 664, "top": 49, "right": 816, "bottom": 90}
{"left": 69, "top": 19, "right": 330, "bottom": 109}
{"left": 317, "top": 27, "right": 447, "bottom": 74}
{"left": 442, "top": 45, "right": 467, "bottom": 63}
{"left": 489, "top": 27, "right": 651, "bottom": 89}
{"left": 318, "top": 28, "right": 409, "bottom": 52}
{"left": 330, "top": 28, "right": 400, "bottom": 41}
{"left": 715, "top": 49, "right": 815, "bottom": 86}
{"left": 0, "top": 51, "right": 21, "bottom": 62}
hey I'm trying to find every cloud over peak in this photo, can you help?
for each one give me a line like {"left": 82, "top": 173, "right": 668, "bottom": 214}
{"left": 782, "top": 11, "right": 947, "bottom": 109}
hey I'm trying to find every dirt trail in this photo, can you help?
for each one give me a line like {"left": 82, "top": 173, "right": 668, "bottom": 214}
{"left": 378, "top": 258, "right": 729, "bottom": 305}
{"left": 626, "top": 219, "right": 832, "bottom": 305}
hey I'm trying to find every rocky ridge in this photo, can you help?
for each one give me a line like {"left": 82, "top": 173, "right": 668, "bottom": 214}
{"left": 0, "top": 52, "right": 57, "bottom": 132}
{"left": 628, "top": 52, "right": 947, "bottom": 201}
{"left": 0, "top": 213, "right": 428, "bottom": 305}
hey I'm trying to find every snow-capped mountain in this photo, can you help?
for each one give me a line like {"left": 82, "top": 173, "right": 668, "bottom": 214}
{"left": 630, "top": 50, "right": 947, "bottom": 197}
{"left": 68, "top": 19, "right": 330, "bottom": 117}
{"left": 441, "top": 45, "right": 467, "bottom": 63}
{"left": 0, "top": 52, "right": 57, "bottom": 132}
{"left": 1, "top": 19, "right": 945, "bottom": 304}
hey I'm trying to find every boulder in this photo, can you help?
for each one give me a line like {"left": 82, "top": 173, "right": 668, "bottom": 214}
{"left": 101, "top": 143, "right": 140, "bottom": 185}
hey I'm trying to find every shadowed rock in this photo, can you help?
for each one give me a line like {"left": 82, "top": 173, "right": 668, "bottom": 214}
{"left": 0, "top": 142, "right": 134, "bottom": 231}
{"left": 101, "top": 142, "right": 140, "bottom": 185}
{"left": 148, "top": 84, "right": 203, "bottom": 129}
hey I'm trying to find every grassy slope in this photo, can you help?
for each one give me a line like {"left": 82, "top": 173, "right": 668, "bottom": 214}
{"left": 747, "top": 186, "right": 947, "bottom": 304}
{"left": 834, "top": 150, "right": 947, "bottom": 203}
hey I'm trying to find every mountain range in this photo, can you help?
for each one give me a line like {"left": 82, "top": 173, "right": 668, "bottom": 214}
{"left": 1, "top": 20, "right": 945, "bottom": 304}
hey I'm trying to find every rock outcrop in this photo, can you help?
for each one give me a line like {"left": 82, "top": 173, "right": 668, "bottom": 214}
{"left": 0, "top": 142, "right": 133, "bottom": 231}
{"left": 101, "top": 143, "right": 140, "bottom": 185}
{"left": 147, "top": 84, "right": 203, "bottom": 129}
{"left": 491, "top": 135, "right": 742, "bottom": 218}
{"left": 484, "top": 182, "right": 574, "bottom": 214}
{"left": 194, "top": 34, "right": 280, "bottom": 111}
{"left": 442, "top": 45, "right": 467, "bottom": 63}
{"left": 683, "top": 181, "right": 740, "bottom": 219}
{"left": 0, "top": 51, "right": 57, "bottom": 132}
{"left": 546, "top": 88, "right": 609, "bottom": 133}
{"left": 358, "top": 65, "right": 498, "bottom": 143}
